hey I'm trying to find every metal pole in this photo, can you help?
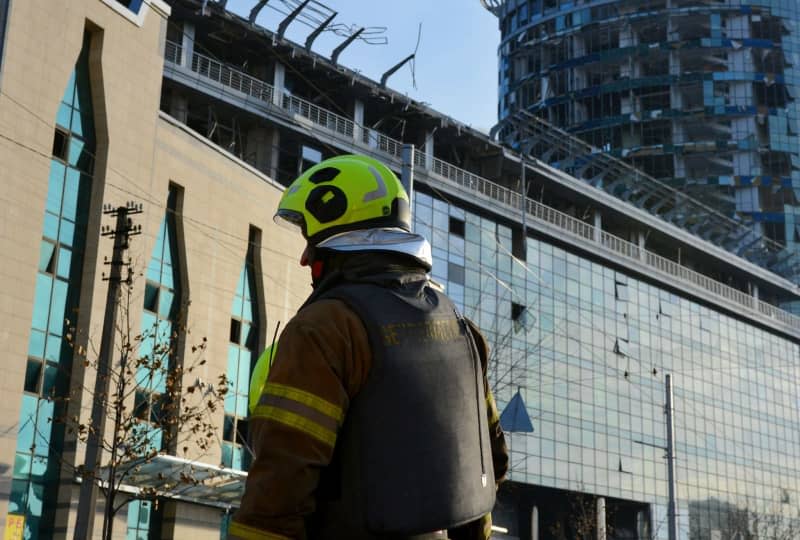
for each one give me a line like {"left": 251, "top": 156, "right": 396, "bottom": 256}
{"left": 666, "top": 374, "right": 679, "bottom": 540}
{"left": 401, "top": 144, "right": 415, "bottom": 219}
{"left": 596, "top": 496, "right": 607, "bottom": 540}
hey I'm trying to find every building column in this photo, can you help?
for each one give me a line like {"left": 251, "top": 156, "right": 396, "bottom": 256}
{"left": 268, "top": 128, "right": 280, "bottom": 181}
{"left": 272, "top": 61, "right": 286, "bottom": 107}
{"left": 424, "top": 130, "right": 434, "bottom": 170}
{"left": 181, "top": 22, "right": 195, "bottom": 68}
{"left": 637, "top": 508, "right": 650, "bottom": 540}
{"left": 353, "top": 99, "right": 365, "bottom": 143}
{"left": 638, "top": 231, "right": 647, "bottom": 262}
{"left": 245, "top": 126, "right": 281, "bottom": 180}
{"left": 245, "top": 126, "right": 275, "bottom": 175}
{"left": 169, "top": 93, "right": 188, "bottom": 123}
{"left": 593, "top": 211, "right": 602, "bottom": 243}
{"left": 752, "top": 283, "right": 760, "bottom": 301}
{"left": 596, "top": 497, "right": 607, "bottom": 540}
{"left": 531, "top": 505, "right": 539, "bottom": 540}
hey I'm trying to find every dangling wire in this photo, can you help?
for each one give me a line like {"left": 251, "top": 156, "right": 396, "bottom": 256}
{"left": 410, "top": 22, "right": 423, "bottom": 90}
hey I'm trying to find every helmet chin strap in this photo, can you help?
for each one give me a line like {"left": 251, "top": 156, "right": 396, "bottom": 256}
{"left": 311, "top": 260, "right": 325, "bottom": 283}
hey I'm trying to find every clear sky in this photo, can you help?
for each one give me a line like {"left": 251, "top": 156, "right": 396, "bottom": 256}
{"left": 225, "top": 0, "right": 501, "bottom": 133}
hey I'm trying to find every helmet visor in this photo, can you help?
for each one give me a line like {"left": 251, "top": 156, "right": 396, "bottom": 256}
{"left": 273, "top": 209, "right": 306, "bottom": 236}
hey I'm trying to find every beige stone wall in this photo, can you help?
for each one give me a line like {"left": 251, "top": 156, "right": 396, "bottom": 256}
{"left": 0, "top": 0, "right": 171, "bottom": 532}
{"left": 0, "top": 0, "right": 308, "bottom": 536}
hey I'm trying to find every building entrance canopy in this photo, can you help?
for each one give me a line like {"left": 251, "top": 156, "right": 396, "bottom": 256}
{"left": 99, "top": 454, "right": 247, "bottom": 509}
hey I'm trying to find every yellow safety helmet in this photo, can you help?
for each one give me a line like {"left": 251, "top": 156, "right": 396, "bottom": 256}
{"left": 248, "top": 344, "right": 276, "bottom": 415}
{"left": 275, "top": 155, "right": 411, "bottom": 244}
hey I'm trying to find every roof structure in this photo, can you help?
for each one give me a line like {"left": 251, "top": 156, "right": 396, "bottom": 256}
{"left": 496, "top": 111, "right": 800, "bottom": 280}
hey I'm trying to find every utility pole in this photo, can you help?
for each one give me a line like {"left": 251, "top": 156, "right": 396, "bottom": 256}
{"left": 74, "top": 202, "right": 142, "bottom": 540}
{"left": 633, "top": 375, "right": 679, "bottom": 540}
{"left": 666, "top": 374, "right": 679, "bottom": 540}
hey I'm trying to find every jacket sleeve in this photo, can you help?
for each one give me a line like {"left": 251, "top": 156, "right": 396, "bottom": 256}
{"left": 467, "top": 318, "right": 509, "bottom": 485}
{"left": 229, "top": 299, "right": 371, "bottom": 540}
{"left": 449, "top": 319, "right": 509, "bottom": 540}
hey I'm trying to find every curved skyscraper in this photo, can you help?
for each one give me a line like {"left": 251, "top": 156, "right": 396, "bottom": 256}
{"left": 484, "top": 0, "right": 800, "bottom": 250}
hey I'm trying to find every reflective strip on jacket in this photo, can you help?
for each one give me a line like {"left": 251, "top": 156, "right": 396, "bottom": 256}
{"left": 230, "top": 292, "right": 508, "bottom": 540}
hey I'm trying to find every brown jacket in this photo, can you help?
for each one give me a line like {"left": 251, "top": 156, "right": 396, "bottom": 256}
{"left": 230, "top": 298, "right": 508, "bottom": 540}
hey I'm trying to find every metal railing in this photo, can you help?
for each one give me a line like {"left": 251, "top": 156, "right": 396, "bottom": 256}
{"left": 424, "top": 151, "right": 800, "bottom": 332}
{"left": 190, "top": 51, "right": 274, "bottom": 104}
{"left": 281, "top": 93, "right": 354, "bottom": 138}
{"left": 362, "top": 128, "right": 403, "bottom": 158}
{"left": 758, "top": 300, "right": 797, "bottom": 326}
{"left": 602, "top": 232, "right": 642, "bottom": 262}
{"left": 645, "top": 251, "right": 757, "bottom": 309}
{"left": 177, "top": 50, "right": 358, "bottom": 140}
{"left": 162, "top": 42, "right": 800, "bottom": 333}
{"left": 165, "top": 40, "right": 182, "bottom": 65}
{"left": 414, "top": 149, "right": 426, "bottom": 167}
{"left": 529, "top": 201, "right": 596, "bottom": 242}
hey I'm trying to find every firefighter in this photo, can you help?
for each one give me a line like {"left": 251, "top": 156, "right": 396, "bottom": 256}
{"left": 248, "top": 343, "right": 276, "bottom": 415}
{"left": 230, "top": 154, "right": 508, "bottom": 540}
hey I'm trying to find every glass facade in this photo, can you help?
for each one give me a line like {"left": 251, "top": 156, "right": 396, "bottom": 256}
{"left": 222, "top": 238, "right": 260, "bottom": 471}
{"left": 494, "top": 0, "right": 800, "bottom": 252}
{"left": 416, "top": 190, "right": 800, "bottom": 539}
{"left": 10, "top": 34, "right": 95, "bottom": 540}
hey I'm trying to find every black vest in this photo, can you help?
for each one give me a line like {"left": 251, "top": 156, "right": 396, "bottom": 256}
{"left": 310, "top": 278, "right": 495, "bottom": 539}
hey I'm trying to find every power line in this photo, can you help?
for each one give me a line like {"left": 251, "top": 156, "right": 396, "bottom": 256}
{"left": 0, "top": 106, "right": 310, "bottom": 309}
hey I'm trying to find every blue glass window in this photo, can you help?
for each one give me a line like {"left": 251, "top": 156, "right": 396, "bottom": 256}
{"left": 115, "top": 0, "right": 144, "bottom": 14}
{"left": 12, "top": 32, "right": 96, "bottom": 540}
{"left": 126, "top": 500, "right": 152, "bottom": 540}
{"left": 126, "top": 190, "right": 183, "bottom": 538}
{"left": 135, "top": 187, "right": 182, "bottom": 449}
{"left": 222, "top": 231, "right": 261, "bottom": 473}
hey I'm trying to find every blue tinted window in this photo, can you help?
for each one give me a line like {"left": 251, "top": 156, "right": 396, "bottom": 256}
{"left": 47, "top": 279, "right": 68, "bottom": 336}
{"left": 14, "top": 33, "right": 95, "bottom": 538}
{"left": 15, "top": 395, "right": 37, "bottom": 453}
{"left": 42, "top": 212, "right": 59, "bottom": 241}
{"left": 133, "top": 187, "right": 182, "bottom": 535}
{"left": 38, "top": 242, "right": 55, "bottom": 274}
{"left": 117, "top": 0, "right": 145, "bottom": 14}
{"left": 61, "top": 168, "right": 81, "bottom": 220}
{"left": 46, "top": 162, "right": 65, "bottom": 213}
{"left": 45, "top": 334, "right": 62, "bottom": 363}
{"left": 57, "top": 218, "right": 75, "bottom": 247}
{"left": 56, "top": 102, "right": 71, "bottom": 130}
{"left": 31, "top": 275, "right": 52, "bottom": 332}
{"left": 56, "top": 246, "right": 72, "bottom": 279}
{"left": 224, "top": 240, "right": 261, "bottom": 472}
{"left": 28, "top": 330, "right": 45, "bottom": 359}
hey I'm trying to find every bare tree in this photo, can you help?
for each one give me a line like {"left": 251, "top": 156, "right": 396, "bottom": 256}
{"left": 750, "top": 497, "right": 800, "bottom": 540}
{"left": 691, "top": 495, "right": 800, "bottom": 540}
{"left": 55, "top": 276, "right": 228, "bottom": 540}
{"left": 548, "top": 492, "right": 616, "bottom": 540}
